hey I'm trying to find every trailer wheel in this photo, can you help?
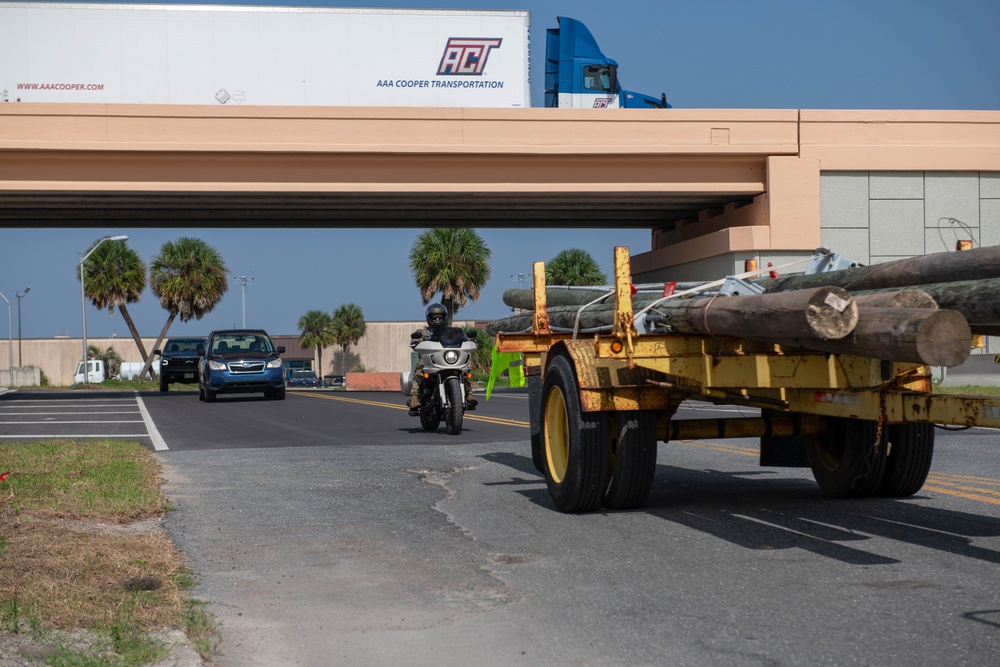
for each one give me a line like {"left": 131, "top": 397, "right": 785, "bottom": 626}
{"left": 603, "top": 411, "right": 658, "bottom": 510}
{"left": 542, "top": 355, "right": 608, "bottom": 513}
{"left": 806, "top": 417, "right": 887, "bottom": 498}
{"left": 528, "top": 374, "right": 547, "bottom": 476}
{"left": 877, "top": 423, "right": 934, "bottom": 497}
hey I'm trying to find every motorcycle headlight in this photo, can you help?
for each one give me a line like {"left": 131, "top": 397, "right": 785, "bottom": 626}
{"left": 444, "top": 350, "right": 459, "bottom": 364}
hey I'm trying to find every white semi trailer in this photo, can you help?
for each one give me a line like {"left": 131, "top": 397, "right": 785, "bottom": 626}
{"left": 0, "top": 3, "right": 668, "bottom": 109}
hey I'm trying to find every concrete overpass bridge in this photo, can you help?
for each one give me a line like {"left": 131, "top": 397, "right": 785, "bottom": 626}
{"left": 1, "top": 104, "right": 998, "bottom": 281}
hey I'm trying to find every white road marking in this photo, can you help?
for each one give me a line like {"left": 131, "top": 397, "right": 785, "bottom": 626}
{"left": 135, "top": 392, "right": 169, "bottom": 451}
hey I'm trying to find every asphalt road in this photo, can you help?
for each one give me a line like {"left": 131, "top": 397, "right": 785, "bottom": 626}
{"left": 2, "top": 388, "right": 1000, "bottom": 666}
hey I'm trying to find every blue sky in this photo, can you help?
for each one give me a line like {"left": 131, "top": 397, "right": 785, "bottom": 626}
{"left": 1, "top": 0, "right": 998, "bottom": 340}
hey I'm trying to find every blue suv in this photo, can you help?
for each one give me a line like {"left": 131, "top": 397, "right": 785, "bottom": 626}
{"left": 199, "top": 329, "right": 286, "bottom": 402}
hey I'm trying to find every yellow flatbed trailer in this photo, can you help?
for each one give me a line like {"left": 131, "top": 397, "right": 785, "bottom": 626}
{"left": 496, "top": 248, "right": 1000, "bottom": 512}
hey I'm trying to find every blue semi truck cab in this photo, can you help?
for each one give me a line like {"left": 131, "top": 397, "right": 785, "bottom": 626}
{"left": 546, "top": 16, "right": 670, "bottom": 109}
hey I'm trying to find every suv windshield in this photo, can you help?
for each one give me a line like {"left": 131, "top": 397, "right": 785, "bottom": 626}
{"left": 163, "top": 338, "right": 204, "bottom": 354}
{"left": 211, "top": 334, "right": 273, "bottom": 354}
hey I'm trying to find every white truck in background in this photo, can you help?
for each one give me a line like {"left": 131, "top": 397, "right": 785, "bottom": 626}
{"left": 73, "top": 359, "right": 160, "bottom": 384}
{"left": 0, "top": 3, "right": 668, "bottom": 109}
{"left": 73, "top": 359, "right": 106, "bottom": 384}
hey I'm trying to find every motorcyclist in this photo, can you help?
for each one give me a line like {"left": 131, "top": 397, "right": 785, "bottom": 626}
{"left": 408, "top": 303, "right": 477, "bottom": 413}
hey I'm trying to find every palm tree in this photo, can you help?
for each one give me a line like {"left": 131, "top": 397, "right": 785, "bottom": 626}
{"left": 298, "top": 309, "right": 335, "bottom": 378}
{"left": 546, "top": 248, "right": 608, "bottom": 286}
{"left": 90, "top": 344, "right": 123, "bottom": 380}
{"left": 331, "top": 303, "right": 367, "bottom": 374}
{"left": 79, "top": 238, "right": 153, "bottom": 373}
{"left": 139, "top": 237, "right": 229, "bottom": 378}
{"left": 408, "top": 228, "right": 491, "bottom": 324}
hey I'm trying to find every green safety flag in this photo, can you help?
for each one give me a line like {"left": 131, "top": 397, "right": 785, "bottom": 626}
{"left": 485, "top": 343, "right": 526, "bottom": 401}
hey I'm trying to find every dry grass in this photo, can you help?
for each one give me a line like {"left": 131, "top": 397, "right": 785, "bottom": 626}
{"left": 0, "top": 520, "right": 186, "bottom": 630}
{"left": 0, "top": 440, "right": 204, "bottom": 663}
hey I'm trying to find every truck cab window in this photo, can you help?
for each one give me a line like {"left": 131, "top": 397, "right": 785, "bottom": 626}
{"left": 584, "top": 66, "right": 611, "bottom": 91}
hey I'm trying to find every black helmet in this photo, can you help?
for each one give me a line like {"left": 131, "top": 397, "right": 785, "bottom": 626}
{"left": 426, "top": 303, "right": 447, "bottom": 329}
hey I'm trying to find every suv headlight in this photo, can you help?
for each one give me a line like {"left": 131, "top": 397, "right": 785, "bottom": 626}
{"left": 208, "top": 360, "right": 227, "bottom": 371}
{"left": 266, "top": 358, "right": 283, "bottom": 369}
{"left": 161, "top": 359, "right": 170, "bottom": 366}
{"left": 444, "top": 350, "right": 459, "bottom": 364}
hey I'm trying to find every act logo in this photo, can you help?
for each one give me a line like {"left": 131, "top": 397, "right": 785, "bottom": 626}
{"left": 437, "top": 38, "right": 502, "bottom": 75}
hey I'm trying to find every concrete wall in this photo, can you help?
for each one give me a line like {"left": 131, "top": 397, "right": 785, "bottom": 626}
{"left": 320, "top": 320, "right": 473, "bottom": 377}
{"left": 821, "top": 171, "right": 1000, "bottom": 263}
{"left": 1, "top": 337, "right": 118, "bottom": 387}
{"left": 0, "top": 367, "right": 39, "bottom": 387}
{"left": 939, "top": 354, "right": 1000, "bottom": 387}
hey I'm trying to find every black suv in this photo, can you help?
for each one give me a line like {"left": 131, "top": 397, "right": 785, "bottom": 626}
{"left": 154, "top": 337, "right": 206, "bottom": 392}
{"left": 198, "top": 329, "right": 286, "bottom": 402}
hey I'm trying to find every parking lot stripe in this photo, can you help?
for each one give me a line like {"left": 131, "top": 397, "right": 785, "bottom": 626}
{"left": 0, "top": 420, "right": 144, "bottom": 424}
{"left": 135, "top": 392, "right": 168, "bottom": 451}
{"left": 0, "top": 434, "right": 151, "bottom": 439}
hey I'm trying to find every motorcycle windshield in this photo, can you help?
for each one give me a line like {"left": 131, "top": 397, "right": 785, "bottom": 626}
{"left": 432, "top": 327, "right": 470, "bottom": 347}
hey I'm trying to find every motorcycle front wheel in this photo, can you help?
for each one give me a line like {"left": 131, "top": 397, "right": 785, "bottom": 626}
{"left": 445, "top": 378, "right": 465, "bottom": 435}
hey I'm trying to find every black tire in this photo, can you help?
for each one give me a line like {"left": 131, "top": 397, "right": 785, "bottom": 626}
{"left": 806, "top": 417, "right": 887, "bottom": 498}
{"left": 877, "top": 423, "right": 934, "bottom": 497}
{"left": 445, "top": 378, "right": 464, "bottom": 435}
{"left": 198, "top": 386, "right": 205, "bottom": 402}
{"left": 528, "top": 374, "right": 547, "bottom": 475}
{"left": 603, "top": 411, "right": 658, "bottom": 510}
{"left": 204, "top": 389, "right": 216, "bottom": 403}
{"left": 273, "top": 387, "right": 286, "bottom": 401}
{"left": 159, "top": 380, "right": 169, "bottom": 393}
{"left": 420, "top": 409, "right": 441, "bottom": 431}
{"left": 542, "top": 355, "right": 608, "bottom": 513}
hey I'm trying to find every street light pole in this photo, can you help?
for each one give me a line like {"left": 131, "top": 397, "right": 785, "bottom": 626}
{"left": 0, "top": 291, "right": 11, "bottom": 387}
{"left": 80, "top": 235, "right": 128, "bottom": 384}
{"left": 234, "top": 275, "right": 253, "bottom": 328}
{"left": 15, "top": 286, "right": 30, "bottom": 367}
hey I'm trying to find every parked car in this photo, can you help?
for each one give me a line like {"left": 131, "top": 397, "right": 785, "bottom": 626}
{"left": 324, "top": 375, "right": 346, "bottom": 388}
{"left": 287, "top": 370, "right": 320, "bottom": 388}
{"left": 198, "top": 329, "right": 286, "bottom": 402}
{"left": 154, "top": 337, "right": 205, "bottom": 391}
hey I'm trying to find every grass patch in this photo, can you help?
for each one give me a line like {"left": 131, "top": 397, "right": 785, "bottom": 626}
{"left": 0, "top": 440, "right": 217, "bottom": 665}
{"left": 72, "top": 380, "right": 161, "bottom": 391}
{"left": 934, "top": 384, "right": 1000, "bottom": 396}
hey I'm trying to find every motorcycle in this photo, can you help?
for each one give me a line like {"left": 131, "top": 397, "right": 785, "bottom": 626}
{"left": 400, "top": 327, "right": 478, "bottom": 435}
